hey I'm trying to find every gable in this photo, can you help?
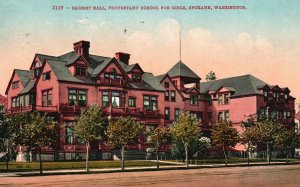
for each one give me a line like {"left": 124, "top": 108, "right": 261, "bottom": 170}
{"left": 5, "top": 71, "right": 25, "bottom": 95}
{"left": 73, "top": 56, "right": 89, "bottom": 67}
{"left": 160, "top": 74, "right": 185, "bottom": 99}
{"left": 98, "top": 59, "right": 130, "bottom": 81}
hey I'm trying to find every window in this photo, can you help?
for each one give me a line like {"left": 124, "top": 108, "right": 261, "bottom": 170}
{"left": 273, "top": 92, "right": 279, "bottom": 101}
{"left": 165, "top": 108, "right": 170, "bottom": 120}
{"left": 104, "top": 68, "right": 121, "bottom": 80}
{"left": 173, "top": 80, "right": 177, "bottom": 86}
{"left": 143, "top": 95, "right": 158, "bottom": 111}
{"left": 65, "top": 126, "right": 74, "bottom": 144}
{"left": 42, "top": 72, "right": 51, "bottom": 81}
{"left": 165, "top": 91, "right": 169, "bottom": 101}
{"left": 42, "top": 89, "right": 52, "bottom": 106}
{"left": 68, "top": 89, "right": 77, "bottom": 106}
{"left": 24, "top": 95, "right": 30, "bottom": 107}
{"left": 112, "top": 91, "right": 121, "bottom": 108}
{"left": 75, "top": 67, "right": 86, "bottom": 76}
{"left": 190, "top": 95, "right": 198, "bottom": 105}
{"left": 284, "top": 93, "right": 289, "bottom": 103}
{"left": 263, "top": 91, "right": 268, "bottom": 102}
{"left": 78, "top": 90, "right": 87, "bottom": 106}
{"left": 218, "top": 95, "right": 223, "bottom": 105}
{"left": 19, "top": 95, "right": 24, "bottom": 107}
{"left": 68, "top": 89, "right": 87, "bottom": 106}
{"left": 283, "top": 111, "right": 287, "bottom": 119}
{"left": 208, "top": 112, "right": 212, "bottom": 121}
{"left": 224, "top": 94, "right": 229, "bottom": 104}
{"left": 12, "top": 97, "right": 19, "bottom": 108}
{"left": 175, "top": 108, "right": 180, "bottom": 120}
{"left": 128, "top": 97, "right": 136, "bottom": 107}
{"left": 218, "top": 112, "right": 223, "bottom": 121}
{"left": 102, "top": 91, "right": 109, "bottom": 107}
{"left": 165, "top": 82, "right": 169, "bottom": 88}
{"left": 287, "top": 111, "right": 291, "bottom": 118}
{"left": 171, "top": 91, "right": 176, "bottom": 102}
{"left": 225, "top": 111, "right": 230, "bottom": 121}
{"left": 12, "top": 81, "right": 19, "bottom": 89}
{"left": 132, "top": 74, "right": 142, "bottom": 83}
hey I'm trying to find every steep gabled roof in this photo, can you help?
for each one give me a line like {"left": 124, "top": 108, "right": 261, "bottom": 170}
{"left": 167, "top": 61, "right": 200, "bottom": 79}
{"left": 200, "top": 74, "right": 267, "bottom": 97}
{"left": 15, "top": 70, "right": 30, "bottom": 87}
{"left": 18, "top": 79, "right": 36, "bottom": 95}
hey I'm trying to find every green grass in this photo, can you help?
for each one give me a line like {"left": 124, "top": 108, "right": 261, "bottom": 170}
{"left": 0, "top": 160, "right": 169, "bottom": 172}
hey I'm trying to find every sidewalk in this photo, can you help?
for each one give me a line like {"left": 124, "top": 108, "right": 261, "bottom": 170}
{"left": 1, "top": 160, "right": 300, "bottom": 177}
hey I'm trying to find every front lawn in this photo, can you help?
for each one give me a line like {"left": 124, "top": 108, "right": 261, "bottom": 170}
{"left": 0, "top": 160, "right": 169, "bottom": 172}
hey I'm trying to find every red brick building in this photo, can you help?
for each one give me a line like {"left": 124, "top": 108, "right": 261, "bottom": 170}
{"left": 5, "top": 40, "right": 296, "bottom": 161}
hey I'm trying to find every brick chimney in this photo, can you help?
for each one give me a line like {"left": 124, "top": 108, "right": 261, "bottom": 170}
{"left": 115, "top": 52, "right": 130, "bottom": 65}
{"left": 73, "top": 40, "right": 90, "bottom": 60}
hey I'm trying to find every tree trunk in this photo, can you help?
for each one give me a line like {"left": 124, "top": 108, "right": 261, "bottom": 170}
{"left": 286, "top": 147, "right": 289, "bottom": 164}
{"left": 247, "top": 148, "right": 250, "bottom": 165}
{"left": 5, "top": 158, "right": 9, "bottom": 171}
{"left": 267, "top": 143, "right": 271, "bottom": 164}
{"left": 121, "top": 145, "right": 125, "bottom": 171}
{"left": 86, "top": 142, "right": 90, "bottom": 172}
{"left": 156, "top": 148, "right": 159, "bottom": 170}
{"left": 39, "top": 148, "right": 43, "bottom": 174}
{"left": 184, "top": 143, "right": 189, "bottom": 168}
{"left": 222, "top": 144, "right": 228, "bottom": 166}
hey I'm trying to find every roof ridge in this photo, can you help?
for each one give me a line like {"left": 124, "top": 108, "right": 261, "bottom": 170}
{"left": 204, "top": 74, "right": 253, "bottom": 83}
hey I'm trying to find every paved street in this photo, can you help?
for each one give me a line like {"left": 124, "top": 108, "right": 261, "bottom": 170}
{"left": 1, "top": 164, "right": 300, "bottom": 187}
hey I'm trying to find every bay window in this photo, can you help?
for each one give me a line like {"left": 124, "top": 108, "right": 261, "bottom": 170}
{"left": 12, "top": 97, "right": 19, "bottom": 108}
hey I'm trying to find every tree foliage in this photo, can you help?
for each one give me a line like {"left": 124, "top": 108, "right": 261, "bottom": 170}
{"left": 21, "top": 112, "right": 58, "bottom": 174}
{"left": 147, "top": 127, "right": 171, "bottom": 169}
{"left": 255, "top": 119, "right": 282, "bottom": 164}
{"left": 75, "top": 104, "right": 106, "bottom": 172}
{"left": 275, "top": 128, "right": 300, "bottom": 163}
{"left": 211, "top": 121, "right": 240, "bottom": 166}
{"left": 170, "top": 112, "right": 200, "bottom": 167}
{"left": 205, "top": 71, "right": 217, "bottom": 81}
{"left": 241, "top": 126, "right": 259, "bottom": 165}
{"left": 106, "top": 116, "right": 144, "bottom": 171}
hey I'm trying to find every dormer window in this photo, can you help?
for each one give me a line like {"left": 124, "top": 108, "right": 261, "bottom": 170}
{"left": 75, "top": 67, "right": 86, "bottom": 76}
{"left": 132, "top": 74, "right": 142, "bottom": 83}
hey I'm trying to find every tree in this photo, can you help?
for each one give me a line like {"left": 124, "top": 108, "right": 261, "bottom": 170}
{"left": 147, "top": 127, "right": 171, "bottom": 170}
{"left": 211, "top": 121, "right": 240, "bottom": 166}
{"left": 275, "top": 128, "right": 300, "bottom": 163}
{"left": 75, "top": 104, "right": 106, "bottom": 172}
{"left": 255, "top": 119, "right": 282, "bottom": 164}
{"left": 171, "top": 137, "right": 211, "bottom": 161}
{"left": 21, "top": 112, "right": 58, "bottom": 174}
{"left": 106, "top": 116, "right": 144, "bottom": 171}
{"left": 205, "top": 71, "right": 217, "bottom": 81}
{"left": 241, "top": 126, "right": 259, "bottom": 165}
{"left": 170, "top": 112, "right": 200, "bottom": 168}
